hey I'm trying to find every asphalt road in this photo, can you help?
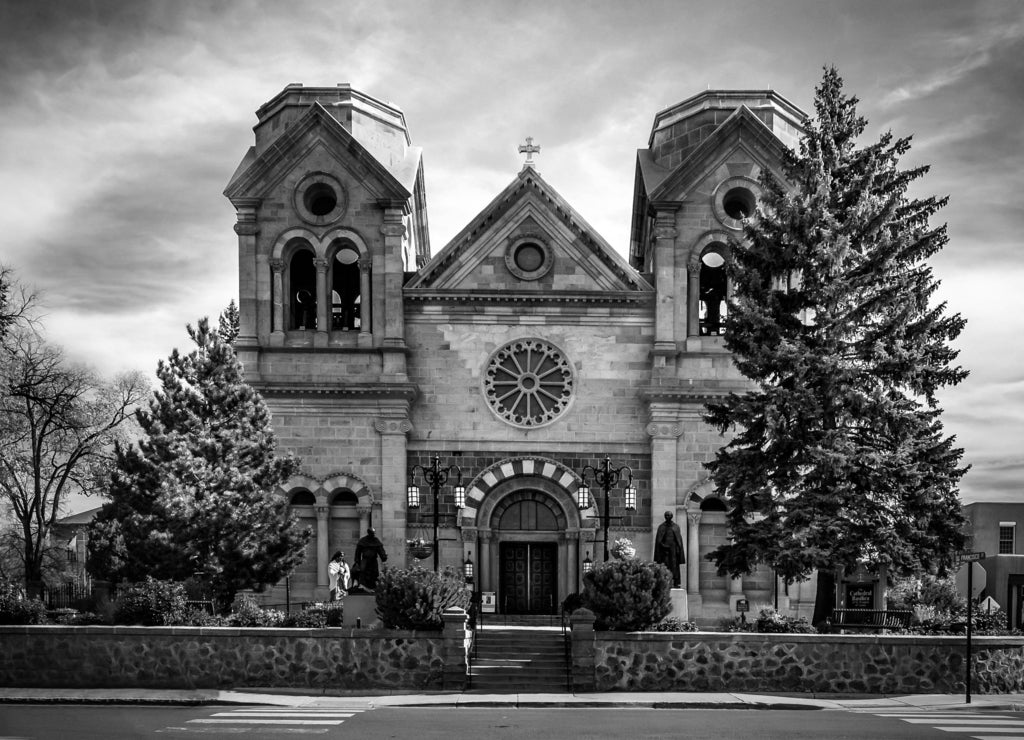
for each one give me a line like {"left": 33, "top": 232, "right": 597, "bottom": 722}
{"left": 2, "top": 705, "right": 1024, "bottom": 739}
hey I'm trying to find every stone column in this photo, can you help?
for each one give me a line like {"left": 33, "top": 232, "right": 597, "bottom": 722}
{"left": 441, "top": 607, "right": 469, "bottom": 690}
{"left": 647, "top": 414, "right": 683, "bottom": 548}
{"left": 686, "top": 260, "right": 701, "bottom": 340}
{"left": 314, "top": 257, "right": 329, "bottom": 347}
{"left": 479, "top": 531, "right": 493, "bottom": 596}
{"left": 356, "top": 505, "right": 371, "bottom": 536}
{"left": 358, "top": 256, "right": 372, "bottom": 346}
{"left": 231, "top": 197, "right": 260, "bottom": 345}
{"left": 686, "top": 511, "right": 702, "bottom": 594}
{"left": 374, "top": 417, "right": 412, "bottom": 569}
{"left": 269, "top": 258, "right": 285, "bottom": 345}
{"left": 379, "top": 203, "right": 407, "bottom": 350}
{"left": 650, "top": 204, "right": 681, "bottom": 373}
{"left": 569, "top": 607, "right": 596, "bottom": 692}
{"left": 315, "top": 504, "right": 329, "bottom": 590}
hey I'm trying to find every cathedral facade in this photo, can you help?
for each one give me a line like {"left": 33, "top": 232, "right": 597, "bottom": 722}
{"left": 223, "top": 84, "right": 817, "bottom": 623}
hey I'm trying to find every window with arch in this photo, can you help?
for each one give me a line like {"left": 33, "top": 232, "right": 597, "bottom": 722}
{"left": 331, "top": 242, "right": 363, "bottom": 331}
{"left": 699, "top": 496, "right": 728, "bottom": 513}
{"left": 290, "top": 489, "right": 316, "bottom": 506}
{"left": 330, "top": 490, "right": 358, "bottom": 507}
{"left": 289, "top": 250, "right": 317, "bottom": 330}
{"left": 698, "top": 245, "right": 728, "bottom": 336}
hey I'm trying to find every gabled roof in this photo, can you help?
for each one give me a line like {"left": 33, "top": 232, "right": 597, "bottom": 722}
{"left": 223, "top": 102, "right": 418, "bottom": 202}
{"left": 406, "top": 167, "right": 650, "bottom": 296}
{"left": 646, "top": 104, "right": 792, "bottom": 203}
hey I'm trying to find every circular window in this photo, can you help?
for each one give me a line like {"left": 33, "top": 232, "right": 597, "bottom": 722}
{"left": 483, "top": 338, "right": 574, "bottom": 428}
{"left": 294, "top": 172, "right": 347, "bottom": 225}
{"left": 304, "top": 183, "right": 337, "bottom": 216}
{"left": 713, "top": 176, "right": 760, "bottom": 231}
{"left": 505, "top": 234, "right": 553, "bottom": 281}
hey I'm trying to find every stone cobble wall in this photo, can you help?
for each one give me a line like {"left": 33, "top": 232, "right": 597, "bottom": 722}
{"left": 580, "top": 632, "right": 1024, "bottom": 694}
{"left": 0, "top": 626, "right": 449, "bottom": 690}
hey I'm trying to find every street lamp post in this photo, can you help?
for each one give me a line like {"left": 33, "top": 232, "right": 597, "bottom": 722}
{"left": 576, "top": 455, "right": 637, "bottom": 562}
{"left": 407, "top": 454, "right": 466, "bottom": 571}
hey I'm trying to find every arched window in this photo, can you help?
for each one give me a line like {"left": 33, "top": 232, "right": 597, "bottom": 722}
{"left": 290, "top": 489, "right": 316, "bottom": 506}
{"left": 289, "top": 250, "right": 317, "bottom": 330}
{"left": 699, "top": 496, "right": 728, "bottom": 513}
{"left": 331, "top": 243, "right": 362, "bottom": 331}
{"left": 330, "top": 490, "right": 358, "bottom": 506}
{"left": 699, "top": 246, "right": 728, "bottom": 336}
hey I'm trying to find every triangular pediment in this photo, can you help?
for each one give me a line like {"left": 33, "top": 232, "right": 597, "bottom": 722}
{"left": 406, "top": 169, "right": 650, "bottom": 299}
{"left": 648, "top": 105, "right": 791, "bottom": 203}
{"left": 223, "top": 102, "right": 415, "bottom": 203}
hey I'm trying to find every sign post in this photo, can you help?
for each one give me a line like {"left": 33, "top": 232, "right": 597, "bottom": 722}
{"left": 957, "top": 551, "right": 985, "bottom": 704}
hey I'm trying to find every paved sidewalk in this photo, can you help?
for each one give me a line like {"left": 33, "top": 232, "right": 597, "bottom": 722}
{"left": 2, "top": 687, "right": 1023, "bottom": 712}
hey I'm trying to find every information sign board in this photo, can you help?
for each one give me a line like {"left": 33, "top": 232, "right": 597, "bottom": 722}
{"left": 481, "top": 591, "right": 496, "bottom": 613}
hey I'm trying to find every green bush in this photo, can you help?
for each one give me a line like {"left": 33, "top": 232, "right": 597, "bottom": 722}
{"left": 113, "top": 578, "right": 188, "bottom": 625}
{"left": 647, "top": 616, "right": 699, "bottom": 632}
{"left": 0, "top": 582, "right": 48, "bottom": 625}
{"left": 582, "top": 558, "right": 673, "bottom": 630}
{"left": 374, "top": 566, "right": 470, "bottom": 630}
{"left": 228, "top": 594, "right": 285, "bottom": 627}
{"left": 754, "top": 606, "right": 815, "bottom": 633}
{"left": 281, "top": 602, "right": 344, "bottom": 628}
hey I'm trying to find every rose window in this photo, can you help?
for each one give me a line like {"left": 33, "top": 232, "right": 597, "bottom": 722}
{"left": 483, "top": 339, "right": 574, "bottom": 428}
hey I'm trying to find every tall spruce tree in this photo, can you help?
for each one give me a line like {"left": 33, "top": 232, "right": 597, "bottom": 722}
{"left": 704, "top": 68, "right": 968, "bottom": 618}
{"left": 218, "top": 299, "right": 240, "bottom": 345}
{"left": 87, "top": 317, "right": 309, "bottom": 607}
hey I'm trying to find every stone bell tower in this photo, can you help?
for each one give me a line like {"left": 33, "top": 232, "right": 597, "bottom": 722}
{"left": 222, "top": 84, "right": 430, "bottom": 598}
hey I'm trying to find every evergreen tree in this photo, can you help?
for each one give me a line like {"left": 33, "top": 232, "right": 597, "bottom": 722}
{"left": 704, "top": 68, "right": 968, "bottom": 616}
{"left": 218, "top": 299, "right": 240, "bottom": 345}
{"left": 87, "top": 317, "right": 309, "bottom": 607}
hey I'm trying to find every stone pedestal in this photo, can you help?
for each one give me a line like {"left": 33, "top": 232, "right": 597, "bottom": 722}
{"left": 669, "top": 588, "right": 689, "bottom": 621}
{"left": 343, "top": 593, "right": 377, "bottom": 627}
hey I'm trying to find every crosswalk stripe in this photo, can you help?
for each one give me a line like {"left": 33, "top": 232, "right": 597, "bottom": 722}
{"left": 210, "top": 712, "right": 356, "bottom": 718}
{"left": 873, "top": 714, "right": 1012, "bottom": 719}
{"left": 189, "top": 719, "right": 344, "bottom": 725}
{"left": 900, "top": 719, "right": 1024, "bottom": 725}
{"left": 969, "top": 735, "right": 1024, "bottom": 739}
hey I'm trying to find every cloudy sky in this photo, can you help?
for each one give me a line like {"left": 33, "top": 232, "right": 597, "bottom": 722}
{"left": 1, "top": 0, "right": 1021, "bottom": 509}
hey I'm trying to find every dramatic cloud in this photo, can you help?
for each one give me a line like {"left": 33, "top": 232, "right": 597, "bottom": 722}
{"left": 1, "top": 0, "right": 1020, "bottom": 507}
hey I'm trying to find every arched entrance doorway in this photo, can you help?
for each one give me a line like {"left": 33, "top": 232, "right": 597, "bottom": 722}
{"left": 495, "top": 493, "right": 560, "bottom": 614}
{"left": 463, "top": 457, "right": 588, "bottom": 616}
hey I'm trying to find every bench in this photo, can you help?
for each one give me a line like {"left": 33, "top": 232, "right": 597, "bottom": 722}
{"left": 830, "top": 608, "right": 913, "bottom": 632}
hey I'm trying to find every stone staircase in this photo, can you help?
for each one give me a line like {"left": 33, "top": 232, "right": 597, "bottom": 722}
{"left": 468, "top": 626, "right": 570, "bottom": 693}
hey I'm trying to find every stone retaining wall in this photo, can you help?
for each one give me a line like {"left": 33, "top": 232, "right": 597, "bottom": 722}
{"left": 573, "top": 629, "right": 1024, "bottom": 694}
{"left": 1, "top": 609, "right": 469, "bottom": 691}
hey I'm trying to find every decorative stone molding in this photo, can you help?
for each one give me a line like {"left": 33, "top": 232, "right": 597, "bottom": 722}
{"left": 269, "top": 258, "right": 285, "bottom": 272}
{"left": 374, "top": 418, "right": 413, "bottom": 435}
{"left": 313, "top": 257, "right": 329, "bottom": 272}
{"left": 712, "top": 175, "right": 761, "bottom": 231}
{"left": 687, "top": 231, "right": 733, "bottom": 273}
{"left": 379, "top": 223, "right": 406, "bottom": 238}
{"left": 646, "top": 422, "right": 684, "bottom": 438}
{"left": 653, "top": 225, "right": 678, "bottom": 240}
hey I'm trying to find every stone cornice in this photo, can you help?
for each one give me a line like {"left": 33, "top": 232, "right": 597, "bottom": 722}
{"left": 252, "top": 382, "right": 418, "bottom": 401}
{"left": 403, "top": 289, "right": 653, "bottom": 305}
{"left": 640, "top": 384, "right": 746, "bottom": 404}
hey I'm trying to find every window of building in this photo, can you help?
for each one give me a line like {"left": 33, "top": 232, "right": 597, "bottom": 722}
{"left": 1000, "top": 523, "right": 1016, "bottom": 554}
{"left": 483, "top": 338, "right": 574, "bottom": 428}
{"left": 289, "top": 250, "right": 317, "bottom": 330}
{"left": 699, "top": 247, "right": 728, "bottom": 336}
{"left": 331, "top": 244, "right": 362, "bottom": 330}
{"left": 290, "top": 490, "right": 316, "bottom": 506}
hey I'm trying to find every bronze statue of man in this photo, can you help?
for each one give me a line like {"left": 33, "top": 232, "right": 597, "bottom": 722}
{"left": 654, "top": 511, "right": 685, "bottom": 588}
{"left": 353, "top": 527, "right": 388, "bottom": 591}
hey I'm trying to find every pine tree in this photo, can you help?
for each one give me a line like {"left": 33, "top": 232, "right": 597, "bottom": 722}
{"left": 218, "top": 299, "right": 240, "bottom": 345}
{"left": 87, "top": 317, "right": 309, "bottom": 607}
{"left": 704, "top": 68, "right": 969, "bottom": 615}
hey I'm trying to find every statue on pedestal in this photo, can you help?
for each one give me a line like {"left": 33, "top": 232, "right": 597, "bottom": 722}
{"left": 654, "top": 511, "right": 685, "bottom": 588}
{"left": 353, "top": 527, "right": 388, "bottom": 591}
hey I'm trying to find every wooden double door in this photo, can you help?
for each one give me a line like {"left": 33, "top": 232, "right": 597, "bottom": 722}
{"left": 500, "top": 542, "right": 557, "bottom": 614}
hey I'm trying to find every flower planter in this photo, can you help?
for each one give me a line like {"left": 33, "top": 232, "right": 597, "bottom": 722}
{"left": 409, "top": 544, "right": 433, "bottom": 560}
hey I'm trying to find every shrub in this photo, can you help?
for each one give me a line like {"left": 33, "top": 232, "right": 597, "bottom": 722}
{"left": 282, "top": 602, "right": 344, "bottom": 628}
{"left": 561, "top": 592, "right": 584, "bottom": 615}
{"left": 718, "top": 615, "right": 754, "bottom": 632}
{"left": 582, "top": 558, "right": 672, "bottom": 630}
{"left": 113, "top": 578, "right": 188, "bottom": 625}
{"left": 754, "top": 606, "right": 815, "bottom": 633}
{"left": 0, "top": 582, "right": 48, "bottom": 625}
{"left": 229, "top": 594, "right": 285, "bottom": 627}
{"left": 374, "top": 565, "right": 470, "bottom": 630}
{"left": 647, "top": 616, "right": 699, "bottom": 632}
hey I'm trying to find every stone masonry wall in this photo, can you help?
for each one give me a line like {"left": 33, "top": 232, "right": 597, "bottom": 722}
{"left": 576, "top": 632, "right": 1024, "bottom": 694}
{"left": 0, "top": 626, "right": 458, "bottom": 691}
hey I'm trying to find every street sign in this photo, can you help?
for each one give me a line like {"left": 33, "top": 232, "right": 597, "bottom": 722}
{"left": 956, "top": 562, "right": 987, "bottom": 598}
{"left": 957, "top": 551, "right": 986, "bottom": 562}
{"left": 979, "top": 596, "right": 1000, "bottom": 613}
